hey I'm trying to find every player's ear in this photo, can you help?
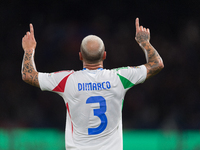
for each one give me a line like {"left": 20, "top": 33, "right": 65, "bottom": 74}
{"left": 79, "top": 52, "right": 83, "bottom": 61}
{"left": 102, "top": 51, "right": 106, "bottom": 60}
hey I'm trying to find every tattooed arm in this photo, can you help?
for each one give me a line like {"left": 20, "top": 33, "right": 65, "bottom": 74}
{"left": 21, "top": 24, "right": 39, "bottom": 87}
{"left": 135, "top": 18, "right": 164, "bottom": 79}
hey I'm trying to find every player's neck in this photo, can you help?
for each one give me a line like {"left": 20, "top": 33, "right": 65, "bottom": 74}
{"left": 83, "top": 61, "right": 103, "bottom": 70}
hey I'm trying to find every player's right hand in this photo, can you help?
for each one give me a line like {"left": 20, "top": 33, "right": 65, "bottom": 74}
{"left": 135, "top": 18, "right": 150, "bottom": 44}
{"left": 22, "top": 24, "right": 37, "bottom": 52}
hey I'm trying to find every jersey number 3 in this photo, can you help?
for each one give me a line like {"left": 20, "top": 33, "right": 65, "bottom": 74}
{"left": 86, "top": 96, "right": 108, "bottom": 135}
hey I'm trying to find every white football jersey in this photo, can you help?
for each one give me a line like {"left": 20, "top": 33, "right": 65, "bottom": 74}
{"left": 38, "top": 65, "right": 147, "bottom": 150}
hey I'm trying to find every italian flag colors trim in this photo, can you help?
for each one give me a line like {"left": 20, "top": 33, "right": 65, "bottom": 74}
{"left": 117, "top": 74, "right": 134, "bottom": 89}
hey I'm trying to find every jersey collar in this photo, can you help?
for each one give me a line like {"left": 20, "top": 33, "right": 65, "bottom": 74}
{"left": 83, "top": 68, "right": 103, "bottom": 71}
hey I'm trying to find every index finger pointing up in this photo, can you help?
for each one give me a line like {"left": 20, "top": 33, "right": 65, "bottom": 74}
{"left": 135, "top": 18, "right": 140, "bottom": 33}
{"left": 30, "top": 23, "right": 34, "bottom": 36}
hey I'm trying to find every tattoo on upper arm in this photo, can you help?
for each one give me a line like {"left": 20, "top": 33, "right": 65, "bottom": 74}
{"left": 22, "top": 73, "right": 26, "bottom": 81}
{"left": 33, "top": 74, "right": 39, "bottom": 87}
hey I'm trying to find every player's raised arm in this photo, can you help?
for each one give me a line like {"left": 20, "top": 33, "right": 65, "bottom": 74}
{"left": 135, "top": 18, "right": 164, "bottom": 79}
{"left": 21, "top": 24, "right": 39, "bottom": 87}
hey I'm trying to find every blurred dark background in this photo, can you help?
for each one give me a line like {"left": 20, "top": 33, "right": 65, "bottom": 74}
{"left": 0, "top": 0, "right": 200, "bottom": 131}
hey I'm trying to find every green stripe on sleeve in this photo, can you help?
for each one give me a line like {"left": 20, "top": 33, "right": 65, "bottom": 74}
{"left": 117, "top": 73, "right": 135, "bottom": 89}
{"left": 121, "top": 99, "right": 124, "bottom": 110}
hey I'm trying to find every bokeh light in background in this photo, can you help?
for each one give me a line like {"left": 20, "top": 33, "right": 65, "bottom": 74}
{"left": 0, "top": 0, "right": 200, "bottom": 149}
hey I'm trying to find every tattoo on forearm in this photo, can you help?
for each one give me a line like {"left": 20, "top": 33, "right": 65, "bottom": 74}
{"left": 136, "top": 31, "right": 163, "bottom": 78}
{"left": 141, "top": 42, "right": 163, "bottom": 79}
{"left": 24, "top": 54, "right": 31, "bottom": 61}
{"left": 22, "top": 50, "right": 39, "bottom": 87}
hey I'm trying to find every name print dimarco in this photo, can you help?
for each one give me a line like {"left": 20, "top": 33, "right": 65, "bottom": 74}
{"left": 78, "top": 81, "right": 111, "bottom": 91}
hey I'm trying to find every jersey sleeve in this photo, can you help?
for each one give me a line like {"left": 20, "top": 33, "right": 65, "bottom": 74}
{"left": 38, "top": 70, "right": 74, "bottom": 92}
{"left": 115, "top": 65, "right": 147, "bottom": 90}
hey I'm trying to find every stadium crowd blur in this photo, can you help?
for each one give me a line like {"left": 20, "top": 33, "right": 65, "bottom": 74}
{"left": 0, "top": 0, "right": 200, "bottom": 131}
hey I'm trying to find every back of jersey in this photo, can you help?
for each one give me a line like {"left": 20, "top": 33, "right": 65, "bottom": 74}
{"left": 38, "top": 65, "right": 146, "bottom": 150}
{"left": 64, "top": 68, "right": 125, "bottom": 150}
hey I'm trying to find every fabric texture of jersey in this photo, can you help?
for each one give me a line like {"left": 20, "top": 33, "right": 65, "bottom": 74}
{"left": 38, "top": 65, "right": 147, "bottom": 150}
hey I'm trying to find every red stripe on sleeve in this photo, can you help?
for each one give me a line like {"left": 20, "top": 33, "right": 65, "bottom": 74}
{"left": 52, "top": 72, "right": 73, "bottom": 92}
{"left": 66, "top": 103, "right": 73, "bottom": 134}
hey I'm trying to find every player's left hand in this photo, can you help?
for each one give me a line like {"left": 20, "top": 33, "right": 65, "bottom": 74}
{"left": 135, "top": 18, "right": 150, "bottom": 44}
{"left": 22, "top": 24, "right": 37, "bottom": 52}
